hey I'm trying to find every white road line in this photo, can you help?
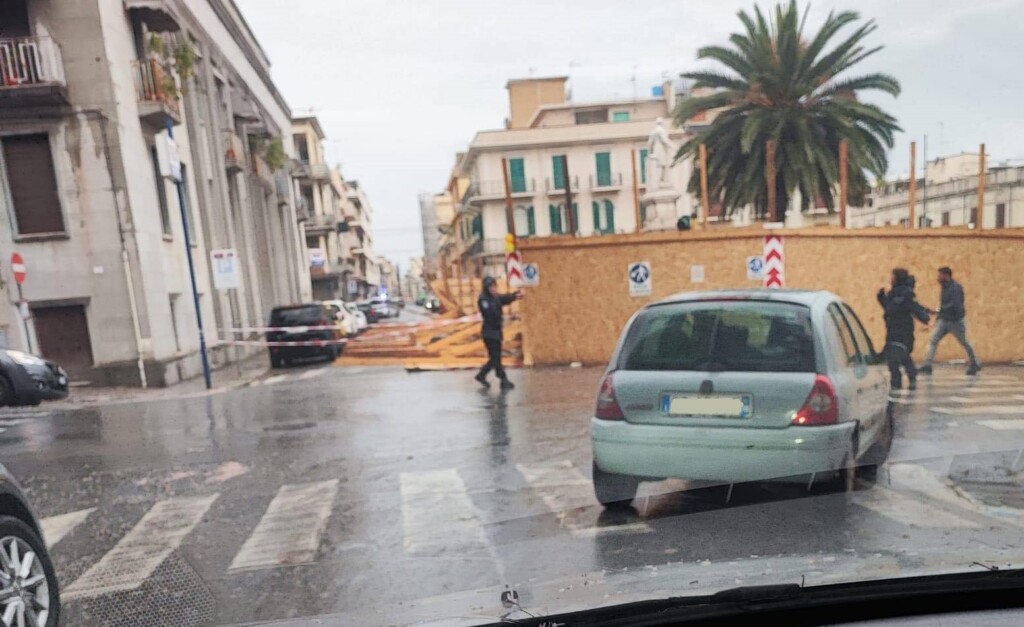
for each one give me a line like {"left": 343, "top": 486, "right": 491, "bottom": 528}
{"left": 63, "top": 494, "right": 217, "bottom": 599}
{"left": 979, "top": 419, "right": 1024, "bottom": 431}
{"left": 570, "top": 523, "right": 652, "bottom": 538}
{"left": 262, "top": 375, "right": 286, "bottom": 386}
{"left": 228, "top": 479, "right": 338, "bottom": 571}
{"left": 40, "top": 508, "right": 95, "bottom": 549}
{"left": 400, "top": 469, "right": 489, "bottom": 554}
{"left": 946, "top": 395, "right": 1024, "bottom": 404}
{"left": 298, "top": 368, "right": 326, "bottom": 380}
{"left": 930, "top": 406, "right": 1023, "bottom": 416}
{"left": 854, "top": 485, "right": 980, "bottom": 529}
{"left": 0, "top": 418, "right": 33, "bottom": 427}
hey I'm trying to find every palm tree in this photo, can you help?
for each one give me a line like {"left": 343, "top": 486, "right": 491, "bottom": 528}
{"left": 674, "top": 1, "right": 900, "bottom": 220}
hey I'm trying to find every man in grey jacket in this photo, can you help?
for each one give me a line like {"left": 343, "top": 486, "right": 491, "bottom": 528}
{"left": 919, "top": 267, "right": 981, "bottom": 376}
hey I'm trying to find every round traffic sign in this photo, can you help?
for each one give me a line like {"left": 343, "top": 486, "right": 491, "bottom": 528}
{"left": 10, "top": 253, "right": 26, "bottom": 285}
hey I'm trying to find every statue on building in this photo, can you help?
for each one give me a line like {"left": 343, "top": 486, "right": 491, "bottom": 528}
{"left": 646, "top": 117, "right": 676, "bottom": 190}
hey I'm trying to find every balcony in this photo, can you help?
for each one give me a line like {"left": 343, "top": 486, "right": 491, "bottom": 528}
{"left": 310, "top": 257, "right": 345, "bottom": 278}
{"left": 589, "top": 172, "right": 624, "bottom": 191}
{"left": 132, "top": 58, "right": 181, "bottom": 129}
{"left": 470, "top": 179, "right": 537, "bottom": 199}
{"left": 0, "top": 37, "right": 68, "bottom": 108}
{"left": 295, "top": 197, "right": 311, "bottom": 222}
{"left": 224, "top": 132, "right": 245, "bottom": 173}
{"left": 126, "top": 0, "right": 181, "bottom": 32}
{"left": 310, "top": 163, "right": 331, "bottom": 181}
{"left": 305, "top": 212, "right": 346, "bottom": 233}
{"left": 469, "top": 237, "right": 505, "bottom": 258}
{"left": 544, "top": 176, "right": 581, "bottom": 195}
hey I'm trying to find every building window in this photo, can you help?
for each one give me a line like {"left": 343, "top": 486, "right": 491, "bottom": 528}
{"left": 471, "top": 213, "right": 483, "bottom": 238}
{"left": 549, "top": 202, "right": 577, "bottom": 234}
{"left": 574, "top": 109, "right": 607, "bottom": 125}
{"left": 592, "top": 200, "right": 615, "bottom": 234}
{"left": 150, "top": 146, "right": 172, "bottom": 236}
{"left": 294, "top": 133, "right": 309, "bottom": 163}
{"left": 509, "top": 158, "right": 526, "bottom": 193}
{"left": 1, "top": 134, "right": 66, "bottom": 236}
{"left": 639, "top": 148, "right": 649, "bottom": 183}
{"left": 969, "top": 207, "right": 978, "bottom": 226}
{"left": 513, "top": 205, "right": 534, "bottom": 237}
{"left": 941, "top": 211, "right": 950, "bottom": 226}
{"left": 612, "top": 111, "right": 630, "bottom": 122}
{"left": 595, "top": 152, "right": 612, "bottom": 187}
{"left": 552, "top": 155, "right": 566, "bottom": 190}
{"left": 996, "top": 203, "right": 1007, "bottom": 228}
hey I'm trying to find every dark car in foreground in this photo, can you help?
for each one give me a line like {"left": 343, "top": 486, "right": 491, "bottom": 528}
{"left": 267, "top": 304, "right": 344, "bottom": 368}
{"left": 0, "top": 462, "right": 60, "bottom": 626}
{"left": 0, "top": 350, "right": 69, "bottom": 407}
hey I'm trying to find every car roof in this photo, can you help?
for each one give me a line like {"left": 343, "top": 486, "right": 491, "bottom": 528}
{"left": 271, "top": 303, "right": 324, "bottom": 312}
{"left": 652, "top": 289, "right": 839, "bottom": 308}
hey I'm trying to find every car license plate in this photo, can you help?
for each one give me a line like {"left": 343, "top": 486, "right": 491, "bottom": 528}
{"left": 661, "top": 394, "right": 753, "bottom": 418}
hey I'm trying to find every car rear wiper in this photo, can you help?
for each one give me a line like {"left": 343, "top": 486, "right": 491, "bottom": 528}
{"left": 482, "top": 568, "right": 1024, "bottom": 626}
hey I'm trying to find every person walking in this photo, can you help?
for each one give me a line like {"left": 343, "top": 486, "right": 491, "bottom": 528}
{"left": 877, "top": 268, "right": 923, "bottom": 390}
{"left": 918, "top": 266, "right": 981, "bottom": 376}
{"left": 475, "top": 276, "right": 523, "bottom": 390}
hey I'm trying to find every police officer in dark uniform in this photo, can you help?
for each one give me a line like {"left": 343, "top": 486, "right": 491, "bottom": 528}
{"left": 474, "top": 276, "right": 522, "bottom": 390}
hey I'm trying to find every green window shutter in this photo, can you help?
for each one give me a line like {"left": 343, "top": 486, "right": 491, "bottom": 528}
{"left": 527, "top": 206, "right": 535, "bottom": 235}
{"left": 592, "top": 201, "right": 601, "bottom": 232}
{"left": 509, "top": 158, "right": 526, "bottom": 193}
{"left": 552, "top": 155, "right": 566, "bottom": 190}
{"left": 639, "top": 149, "right": 648, "bottom": 183}
{"left": 572, "top": 203, "right": 579, "bottom": 233}
{"left": 595, "top": 152, "right": 611, "bottom": 186}
{"left": 548, "top": 204, "right": 561, "bottom": 234}
{"left": 472, "top": 213, "right": 482, "bottom": 237}
{"left": 604, "top": 200, "right": 615, "bottom": 233}
{"left": 612, "top": 111, "right": 630, "bottom": 122}
{"left": 640, "top": 204, "right": 647, "bottom": 226}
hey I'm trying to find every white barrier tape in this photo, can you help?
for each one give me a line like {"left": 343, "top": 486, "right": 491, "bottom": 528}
{"left": 373, "top": 314, "right": 481, "bottom": 330}
{"left": 226, "top": 325, "right": 343, "bottom": 333}
{"left": 217, "top": 339, "right": 348, "bottom": 347}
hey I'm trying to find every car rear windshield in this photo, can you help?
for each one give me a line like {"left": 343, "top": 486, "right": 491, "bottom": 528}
{"left": 270, "top": 306, "right": 324, "bottom": 326}
{"left": 617, "top": 300, "right": 816, "bottom": 373}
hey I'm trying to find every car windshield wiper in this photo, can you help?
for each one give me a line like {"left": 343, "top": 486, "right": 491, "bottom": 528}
{"left": 482, "top": 568, "right": 1024, "bottom": 626}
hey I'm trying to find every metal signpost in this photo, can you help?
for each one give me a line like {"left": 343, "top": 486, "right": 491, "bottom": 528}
{"left": 10, "top": 253, "right": 31, "bottom": 353}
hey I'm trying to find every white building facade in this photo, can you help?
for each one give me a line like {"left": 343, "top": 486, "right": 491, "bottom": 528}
{"left": 0, "top": 0, "right": 310, "bottom": 385}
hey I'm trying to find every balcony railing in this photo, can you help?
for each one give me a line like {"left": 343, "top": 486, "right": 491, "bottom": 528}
{"left": 305, "top": 212, "right": 346, "bottom": 233}
{"left": 472, "top": 179, "right": 537, "bottom": 196}
{"left": 469, "top": 237, "right": 505, "bottom": 257}
{"left": 132, "top": 57, "right": 181, "bottom": 125}
{"left": 310, "top": 163, "right": 331, "bottom": 180}
{"left": 589, "top": 172, "right": 624, "bottom": 189}
{"left": 0, "top": 36, "right": 68, "bottom": 106}
{"left": 544, "top": 176, "right": 581, "bottom": 194}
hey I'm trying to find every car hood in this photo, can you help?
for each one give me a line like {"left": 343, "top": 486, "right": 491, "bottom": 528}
{"left": 241, "top": 544, "right": 1024, "bottom": 626}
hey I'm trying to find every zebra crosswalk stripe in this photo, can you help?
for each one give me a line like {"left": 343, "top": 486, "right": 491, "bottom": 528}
{"left": 40, "top": 508, "right": 95, "bottom": 549}
{"left": 400, "top": 469, "right": 489, "bottom": 555}
{"left": 63, "top": 494, "right": 218, "bottom": 600}
{"left": 228, "top": 480, "right": 339, "bottom": 571}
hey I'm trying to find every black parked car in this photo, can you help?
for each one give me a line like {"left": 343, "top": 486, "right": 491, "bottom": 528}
{"left": 0, "top": 350, "right": 69, "bottom": 407}
{"left": 0, "top": 462, "right": 61, "bottom": 626}
{"left": 267, "top": 304, "right": 343, "bottom": 368}
{"left": 355, "top": 301, "right": 380, "bottom": 324}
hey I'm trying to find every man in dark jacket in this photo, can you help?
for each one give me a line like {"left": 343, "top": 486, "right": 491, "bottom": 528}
{"left": 919, "top": 266, "right": 981, "bottom": 376}
{"left": 877, "top": 268, "right": 920, "bottom": 390}
{"left": 475, "top": 276, "right": 522, "bottom": 389}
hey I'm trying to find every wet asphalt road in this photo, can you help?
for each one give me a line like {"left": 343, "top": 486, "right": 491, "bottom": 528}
{"left": 3, "top": 363, "right": 1024, "bottom": 625}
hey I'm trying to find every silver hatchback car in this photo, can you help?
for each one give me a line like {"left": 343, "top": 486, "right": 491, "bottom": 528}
{"left": 591, "top": 290, "right": 893, "bottom": 507}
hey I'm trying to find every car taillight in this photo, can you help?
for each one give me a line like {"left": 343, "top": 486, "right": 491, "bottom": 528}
{"left": 595, "top": 372, "right": 625, "bottom": 420}
{"left": 793, "top": 374, "right": 839, "bottom": 426}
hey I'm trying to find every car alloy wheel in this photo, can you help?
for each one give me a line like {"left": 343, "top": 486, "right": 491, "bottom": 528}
{"left": 0, "top": 534, "right": 52, "bottom": 627}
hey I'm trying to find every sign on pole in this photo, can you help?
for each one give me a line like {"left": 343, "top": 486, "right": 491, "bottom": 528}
{"left": 628, "top": 261, "right": 652, "bottom": 297}
{"left": 309, "top": 248, "right": 326, "bottom": 268}
{"left": 746, "top": 255, "right": 765, "bottom": 281}
{"left": 522, "top": 263, "right": 540, "bottom": 287}
{"left": 10, "top": 253, "right": 26, "bottom": 285}
{"left": 763, "top": 235, "right": 785, "bottom": 288}
{"left": 165, "top": 136, "right": 183, "bottom": 183}
{"left": 210, "top": 248, "right": 241, "bottom": 290}
{"left": 506, "top": 251, "right": 524, "bottom": 288}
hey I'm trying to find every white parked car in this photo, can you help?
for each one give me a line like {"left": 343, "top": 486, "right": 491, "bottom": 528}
{"left": 344, "top": 301, "right": 369, "bottom": 333}
{"left": 591, "top": 290, "right": 893, "bottom": 508}
{"left": 323, "top": 300, "right": 360, "bottom": 337}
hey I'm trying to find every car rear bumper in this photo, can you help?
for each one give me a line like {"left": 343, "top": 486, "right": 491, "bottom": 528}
{"left": 591, "top": 418, "right": 856, "bottom": 483}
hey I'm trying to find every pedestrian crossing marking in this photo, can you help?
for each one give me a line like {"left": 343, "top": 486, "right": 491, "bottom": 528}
{"left": 853, "top": 485, "right": 980, "bottom": 529}
{"left": 63, "top": 494, "right": 218, "bottom": 599}
{"left": 978, "top": 419, "right": 1024, "bottom": 431}
{"left": 930, "top": 406, "right": 1023, "bottom": 416}
{"left": 40, "top": 508, "right": 95, "bottom": 549}
{"left": 228, "top": 479, "right": 338, "bottom": 571}
{"left": 400, "top": 469, "right": 489, "bottom": 555}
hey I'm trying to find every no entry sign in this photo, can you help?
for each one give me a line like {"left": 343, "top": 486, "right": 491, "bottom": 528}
{"left": 10, "top": 253, "right": 26, "bottom": 285}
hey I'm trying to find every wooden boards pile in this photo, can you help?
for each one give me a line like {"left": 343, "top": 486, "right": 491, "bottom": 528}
{"left": 337, "top": 315, "right": 523, "bottom": 372}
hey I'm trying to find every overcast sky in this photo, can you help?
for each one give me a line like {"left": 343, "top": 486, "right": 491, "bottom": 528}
{"left": 239, "top": 0, "right": 1024, "bottom": 265}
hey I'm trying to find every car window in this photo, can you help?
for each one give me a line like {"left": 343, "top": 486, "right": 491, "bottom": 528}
{"left": 618, "top": 301, "right": 815, "bottom": 372}
{"left": 270, "top": 306, "right": 324, "bottom": 326}
{"left": 842, "top": 303, "right": 878, "bottom": 364}
{"left": 827, "top": 303, "right": 861, "bottom": 366}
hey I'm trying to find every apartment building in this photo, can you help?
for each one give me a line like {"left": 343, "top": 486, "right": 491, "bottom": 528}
{"left": 455, "top": 77, "right": 692, "bottom": 276}
{"left": 0, "top": 0, "right": 309, "bottom": 385}
{"left": 339, "top": 180, "right": 380, "bottom": 298}
{"left": 851, "top": 153, "right": 1023, "bottom": 229}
